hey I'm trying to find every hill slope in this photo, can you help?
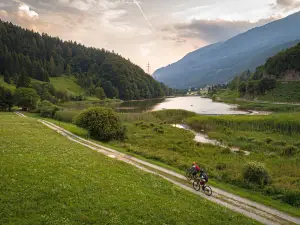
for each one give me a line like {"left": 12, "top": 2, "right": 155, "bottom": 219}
{"left": 0, "top": 20, "right": 171, "bottom": 100}
{"left": 153, "top": 12, "right": 300, "bottom": 88}
{"left": 228, "top": 42, "right": 300, "bottom": 102}
{"left": 0, "top": 113, "right": 258, "bottom": 224}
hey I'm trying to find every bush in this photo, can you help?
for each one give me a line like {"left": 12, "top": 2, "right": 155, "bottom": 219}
{"left": 37, "top": 100, "right": 60, "bottom": 118}
{"left": 281, "top": 146, "right": 297, "bottom": 157}
{"left": 282, "top": 191, "right": 300, "bottom": 207}
{"left": 74, "top": 107, "right": 126, "bottom": 141}
{"left": 243, "top": 161, "right": 270, "bottom": 186}
{"left": 265, "top": 137, "right": 273, "bottom": 144}
{"left": 54, "top": 110, "right": 80, "bottom": 122}
{"left": 212, "top": 94, "right": 217, "bottom": 101}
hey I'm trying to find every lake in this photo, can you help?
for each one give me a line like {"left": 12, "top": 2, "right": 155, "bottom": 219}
{"left": 117, "top": 96, "right": 248, "bottom": 115}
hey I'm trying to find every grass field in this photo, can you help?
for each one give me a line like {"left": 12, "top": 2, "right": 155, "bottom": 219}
{"left": 0, "top": 113, "right": 259, "bottom": 225}
{"left": 50, "top": 76, "right": 85, "bottom": 95}
{"left": 25, "top": 110, "right": 300, "bottom": 216}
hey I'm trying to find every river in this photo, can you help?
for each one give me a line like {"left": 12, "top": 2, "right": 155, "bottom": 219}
{"left": 117, "top": 96, "right": 249, "bottom": 115}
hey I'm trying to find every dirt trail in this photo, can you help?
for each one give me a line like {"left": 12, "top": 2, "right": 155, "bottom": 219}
{"left": 14, "top": 112, "right": 300, "bottom": 225}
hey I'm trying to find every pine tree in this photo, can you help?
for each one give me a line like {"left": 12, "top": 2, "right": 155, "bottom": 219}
{"left": 66, "top": 64, "right": 72, "bottom": 75}
{"left": 49, "top": 56, "right": 56, "bottom": 76}
{"left": 4, "top": 70, "right": 11, "bottom": 84}
{"left": 17, "top": 70, "right": 31, "bottom": 88}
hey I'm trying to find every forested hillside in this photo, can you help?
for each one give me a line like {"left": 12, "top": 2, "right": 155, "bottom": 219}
{"left": 228, "top": 42, "right": 300, "bottom": 101}
{"left": 0, "top": 20, "right": 171, "bottom": 101}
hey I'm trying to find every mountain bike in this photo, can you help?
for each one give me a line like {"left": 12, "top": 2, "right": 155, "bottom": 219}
{"left": 193, "top": 178, "right": 212, "bottom": 196}
{"left": 185, "top": 168, "right": 197, "bottom": 181}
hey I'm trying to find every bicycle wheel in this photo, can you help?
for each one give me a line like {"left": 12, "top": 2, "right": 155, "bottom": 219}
{"left": 193, "top": 180, "right": 201, "bottom": 191}
{"left": 185, "top": 169, "right": 192, "bottom": 181}
{"left": 203, "top": 185, "right": 212, "bottom": 196}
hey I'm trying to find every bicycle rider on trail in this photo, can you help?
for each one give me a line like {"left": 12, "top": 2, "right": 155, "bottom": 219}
{"left": 192, "top": 162, "right": 200, "bottom": 176}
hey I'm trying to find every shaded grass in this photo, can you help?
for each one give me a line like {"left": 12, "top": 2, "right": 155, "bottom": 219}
{"left": 0, "top": 76, "right": 16, "bottom": 91}
{"left": 0, "top": 113, "right": 259, "bottom": 225}
{"left": 50, "top": 76, "right": 84, "bottom": 95}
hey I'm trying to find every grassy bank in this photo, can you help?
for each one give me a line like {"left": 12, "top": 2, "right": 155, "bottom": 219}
{"left": 1, "top": 113, "right": 259, "bottom": 225}
{"left": 212, "top": 88, "right": 300, "bottom": 112}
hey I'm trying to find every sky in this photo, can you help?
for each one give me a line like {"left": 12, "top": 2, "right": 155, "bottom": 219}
{"left": 0, "top": 0, "right": 300, "bottom": 73}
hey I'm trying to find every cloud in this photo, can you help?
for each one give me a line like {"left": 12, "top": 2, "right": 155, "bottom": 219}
{"left": 273, "top": 0, "right": 300, "bottom": 11}
{"left": 162, "top": 17, "right": 279, "bottom": 43}
{"left": 18, "top": 4, "right": 39, "bottom": 19}
{"left": 0, "top": 10, "right": 8, "bottom": 19}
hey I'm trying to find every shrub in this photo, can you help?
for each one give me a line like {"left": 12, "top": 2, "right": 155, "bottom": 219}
{"left": 212, "top": 94, "right": 217, "bottom": 101}
{"left": 281, "top": 146, "right": 297, "bottom": 157}
{"left": 294, "top": 141, "right": 300, "bottom": 147}
{"left": 243, "top": 161, "right": 270, "bottom": 186}
{"left": 282, "top": 191, "right": 300, "bottom": 207}
{"left": 273, "top": 141, "right": 286, "bottom": 146}
{"left": 74, "top": 107, "right": 126, "bottom": 141}
{"left": 265, "top": 137, "right": 273, "bottom": 144}
{"left": 37, "top": 100, "right": 60, "bottom": 118}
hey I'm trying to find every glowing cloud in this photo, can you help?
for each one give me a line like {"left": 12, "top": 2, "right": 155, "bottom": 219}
{"left": 18, "top": 4, "right": 39, "bottom": 19}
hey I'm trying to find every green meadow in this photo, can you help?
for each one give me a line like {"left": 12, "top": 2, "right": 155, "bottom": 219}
{"left": 0, "top": 113, "right": 259, "bottom": 225}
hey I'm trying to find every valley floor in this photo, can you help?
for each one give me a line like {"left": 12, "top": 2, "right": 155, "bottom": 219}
{"left": 8, "top": 112, "right": 300, "bottom": 224}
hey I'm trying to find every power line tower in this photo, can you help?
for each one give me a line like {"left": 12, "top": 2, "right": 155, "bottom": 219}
{"left": 146, "top": 62, "right": 151, "bottom": 74}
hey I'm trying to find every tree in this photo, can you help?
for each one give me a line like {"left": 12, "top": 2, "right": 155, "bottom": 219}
{"left": 95, "top": 87, "right": 106, "bottom": 100}
{"left": 66, "top": 64, "right": 72, "bottom": 75}
{"left": 102, "top": 81, "right": 116, "bottom": 98}
{"left": 37, "top": 100, "right": 59, "bottom": 118}
{"left": 4, "top": 70, "right": 11, "bottom": 84}
{"left": 74, "top": 107, "right": 126, "bottom": 141}
{"left": 17, "top": 71, "right": 31, "bottom": 88}
{"left": 0, "top": 87, "right": 14, "bottom": 111}
{"left": 14, "top": 88, "right": 40, "bottom": 111}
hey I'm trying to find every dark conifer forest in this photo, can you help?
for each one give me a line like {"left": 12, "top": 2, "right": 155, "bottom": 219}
{"left": 0, "top": 20, "right": 173, "bottom": 100}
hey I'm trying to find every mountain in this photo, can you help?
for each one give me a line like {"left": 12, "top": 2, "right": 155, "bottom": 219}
{"left": 0, "top": 20, "right": 172, "bottom": 101}
{"left": 153, "top": 12, "right": 300, "bottom": 88}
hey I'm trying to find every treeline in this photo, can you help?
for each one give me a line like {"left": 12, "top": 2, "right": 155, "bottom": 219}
{"left": 0, "top": 20, "right": 174, "bottom": 100}
{"left": 265, "top": 42, "right": 300, "bottom": 77}
{"left": 227, "top": 42, "right": 300, "bottom": 98}
{"left": 228, "top": 69, "right": 276, "bottom": 98}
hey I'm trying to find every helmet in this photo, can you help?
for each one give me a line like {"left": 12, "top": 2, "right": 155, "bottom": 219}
{"left": 192, "top": 162, "right": 196, "bottom": 165}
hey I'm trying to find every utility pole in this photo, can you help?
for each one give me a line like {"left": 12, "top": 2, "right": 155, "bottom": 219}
{"left": 147, "top": 62, "right": 151, "bottom": 74}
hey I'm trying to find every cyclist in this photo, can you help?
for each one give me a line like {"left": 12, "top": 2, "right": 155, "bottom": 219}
{"left": 191, "top": 162, "right": 200, "bottom": 176}
{"left": 199, "top": 169, "right": 209, "bottom": 187}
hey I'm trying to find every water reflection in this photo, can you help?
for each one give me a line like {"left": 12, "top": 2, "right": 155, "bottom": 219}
{"left": 117, "top": 96, "right": 248, "bottom": 115}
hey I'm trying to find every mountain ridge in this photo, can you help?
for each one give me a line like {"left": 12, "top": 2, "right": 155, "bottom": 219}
{"left": 153, "top": 11, "right": 300, "bottom": 88}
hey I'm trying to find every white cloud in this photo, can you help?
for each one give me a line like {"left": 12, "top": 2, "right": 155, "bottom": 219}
{"left": 18, "top": 4, "right": 39, "bottom": 19}
{"left": 0, "top": 10, "right": 8, "bottom": 19}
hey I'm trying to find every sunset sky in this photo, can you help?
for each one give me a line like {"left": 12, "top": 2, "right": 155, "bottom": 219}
{"left": 1, "top": 0, "right": 300, "bottom": 73}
